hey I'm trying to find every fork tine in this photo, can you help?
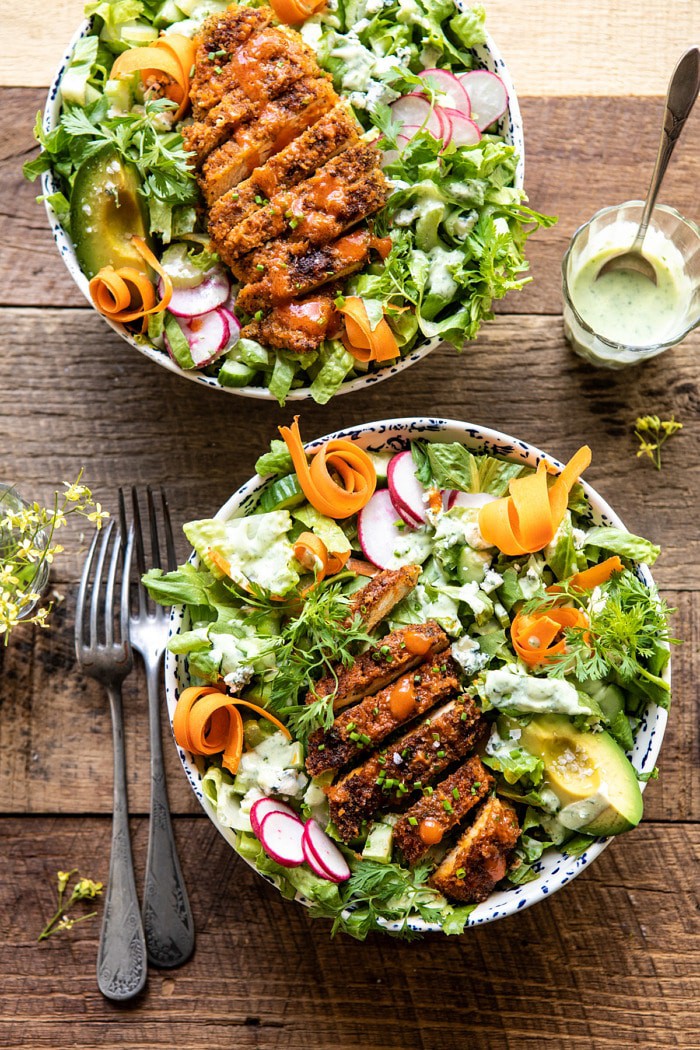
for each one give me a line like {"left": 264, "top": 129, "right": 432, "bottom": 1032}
{"left": 131, "top": 488, "right": 147, "bottom": 617}
{"left": 104, "top": 524, "right": 123, "bottom": 649}
{"left": 89, "top": 519, "right": 115, "bottom": 647}
{"left": 146, "top": 485, "right": 162, "bottom": 570}
{"left": 75, "top": 528, "right": 100, "bottom": 657}
{"left": 118, "top": 488, "right": 129, "bottom": 556}
{"left": 161, "top": 488, "right": 177, "bottom": 573}
{"left": 120, "top": 522, "right": 134, "bottom": 645}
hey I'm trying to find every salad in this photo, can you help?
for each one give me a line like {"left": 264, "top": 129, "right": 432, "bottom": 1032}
{"left": 26, "top": 0, "right": 553, "bottom": 404}
{"left": 144, "top": 420, "right": 673, "bottom": 938}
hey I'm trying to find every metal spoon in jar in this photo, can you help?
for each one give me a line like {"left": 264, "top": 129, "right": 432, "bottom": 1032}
{"left": 596, "top": 47, "right": 700, "bottom": 285}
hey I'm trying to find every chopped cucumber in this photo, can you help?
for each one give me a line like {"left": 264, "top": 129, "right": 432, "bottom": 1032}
{"left": 154, "top": 0, "right": 185, "bottom": 26}
{"left": 367, "top": 450, "right": 393, "bottom": 483}
{"left": 219, "top": 359, "right": 257, "bottom": 388}
{"left": 259, "top": 474, "right": 305, "bottom": 512}
{"left": 362, "top": 821, "right": 394, "bottom": 863}
{"left": 457, "top": 546, "right": 490, "bottom": 585}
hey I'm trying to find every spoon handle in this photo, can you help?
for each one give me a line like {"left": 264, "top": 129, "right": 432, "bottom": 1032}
{"left": 635, "top": 47, "right": 700, "bottom": 250}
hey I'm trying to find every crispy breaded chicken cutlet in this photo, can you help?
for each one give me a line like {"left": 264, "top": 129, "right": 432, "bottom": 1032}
{"left": 188, "top": 5, "right": 391, "bottom": 355}
{"left": 327, "top": 697, "right": 483, "bottom": 841}
{"left": 429, "top": 797, "right": 520, "bottom": 903}
{"left": 393, "top": 756, "right": 494, "bottom": 866}
{"left": 345, "top": 565, "right": 421, "bottom": 632}
{"left": 306, "top": 620, "right": 450, "bottom": 711}
{"left": 306, "top": 656, "right": 461, "bottom": 776}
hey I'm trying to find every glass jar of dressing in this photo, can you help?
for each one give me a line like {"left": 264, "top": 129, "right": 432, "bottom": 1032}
{"left": 562, "top": 201, "right": 700, "bottom": 368}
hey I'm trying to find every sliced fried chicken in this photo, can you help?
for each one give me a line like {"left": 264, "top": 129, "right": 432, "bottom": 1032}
{"left": 327, "top": 697, "right": 483, "bottom": 841}
{"left": 429, "top": 797, "right": 520, "bottom": 903}
{"left": 201, "top": 77, "right": 338, "bottom": 205}
{"left": 217, "top": 142, "right": 389, "bottom": 259}
{"left": 306, "top": 621, "right": 450, "bottom": 711}
{"left": 345, "top": 565, "right": 421, "bottom": 632}
{"left": 234, "top": 228, "right": 371, "bottom": 313}
{"left": 393, "top": 756, "right": 494, "bottom": 866}
{"left": 208, "top": 104, "right": 361, "bottom": 249}
{"left": 305, "top": 656, "right": 461, "bottom": 777}
{"left": 189, "top": 6, "right": 273, "bottom": 118}
{"left": 241, "top": 288, "right": 338, "bottom": 354}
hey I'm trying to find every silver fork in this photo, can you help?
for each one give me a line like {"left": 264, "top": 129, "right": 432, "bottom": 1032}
{"left": 75, "top": 520, "right": 147, "bottom": 1002}
{"left": 121, "top": 486, "right": 194, "bottom": 969}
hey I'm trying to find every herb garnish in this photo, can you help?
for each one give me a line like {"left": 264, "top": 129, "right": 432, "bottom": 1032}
{"left": 38, "top": 868, "right": 103, "bottom": 941}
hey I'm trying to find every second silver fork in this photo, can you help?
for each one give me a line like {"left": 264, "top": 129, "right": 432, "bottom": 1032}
{"left": 121, "top": 487, "right": 195, "bottom": 969}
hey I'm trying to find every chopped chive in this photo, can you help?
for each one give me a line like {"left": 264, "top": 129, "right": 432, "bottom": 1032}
{"left": 456, "top": 868, "right": 466, "bottom": 879}
{"left": 317, "top": 744, "right": 325, "bottom": 752}
{"left": 289, "top": 218, "right": 299, "bottom": 229}
{"left": 408, "top": 816, "right": 418, "bottom": 827}
{"left": 443, "top": 800, "right": 453, "bottom": 813}
{"left": 254, "top": 310, "right": 264, "bottom": 322}
{"left": 452, "top": 787, "right": 460, "bottom": 800}
{"left": 256, "top": 263, "right": 265, "bottom": 272}
{"left": 437, "top": 749, "right": 445, "bottom": 758}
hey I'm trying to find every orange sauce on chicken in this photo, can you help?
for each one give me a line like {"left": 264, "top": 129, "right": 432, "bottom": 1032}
{"left": 388, "top": 677, "right": 417, "bottom": 721}
{"left": 403, "top": 630, "right": 432, "bottom": 657}
{"left": 273, "top": 299, "right": 330, "bottom": 335}
{"left": 418, "top": 819, "right": 444, "bottom": 846}
{"left": 333, "top": 230, "right": 369, "bottom": 266}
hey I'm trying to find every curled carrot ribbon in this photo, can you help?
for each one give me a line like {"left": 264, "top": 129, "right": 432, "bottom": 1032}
{"left": 511, "top": 606, "right": 589, "bottom": 668}
{"left": 564, "top": 556, "right": 624, "bottom": 592}
{"left": 173, "top": 685, "right": 291, "bottom": 776}
{"left": 478, "top": 446, "right": 592, "bottom": 556}
{"left": 269, "top": 0, "right": 327, "bottom": 25}
{"left": 337, "top": 296, "right": 400, "bottom": 363}
{"left": 293, "top": 531, "right": 351, "bottom": 581}
{"left": 88, "top": 235, "right": 173, "bottom": 332}
{"left": 110, "top": 33, "right": 196, "bottom": 122}
{"left": 279, "top": 416, "right": 376, "bottom": 519}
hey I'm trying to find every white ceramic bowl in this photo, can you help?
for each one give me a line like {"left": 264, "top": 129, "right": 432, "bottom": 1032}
{"left": 163, "top": 417, "right": 669, "bottom": 932}
{"left": 41, "top": 17, "right": 525, "bottom": 401}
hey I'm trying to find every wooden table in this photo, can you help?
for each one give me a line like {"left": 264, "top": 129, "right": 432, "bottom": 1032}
{"left": 1, "top": 2, "right": 699, "bottom": 1047}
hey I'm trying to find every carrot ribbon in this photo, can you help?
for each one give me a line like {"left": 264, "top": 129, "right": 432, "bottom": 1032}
{"left": 88, "top": 236, "right": 173, "bottom": 332}
{"left": 293, "top": 531, "right": 350, "bottom": 580}
{"left": 337, "top": 296, "right": 400, "bottom": 363}
{"left": 270, "top": 0, "right": 327, "bottom": 25}
{"left": 279, "top": 416, "right": 376, "bottom": 519}
{"left": 173, "top": 685, "right": 290, "bottom": 776}
{"left": 479, "top": 447, "right": 592, "bottom": 556}
{"left": 566, "top": 555, "right": 624, "bottom": 592}
{"left": 511, "top": 606, "right": 589, "bottom": 668}
{"left": 110, "top": 33, "right": 195, "bottom": 122}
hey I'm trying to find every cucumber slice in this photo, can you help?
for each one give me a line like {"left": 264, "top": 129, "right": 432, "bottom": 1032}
{"left": 367, "top": 450, "right": 393, "bottom": 483}
{"left": 218, "top": 359, "right": 257, "bottom": 388}
{"left": 259, "top": 474, "right": 305, "bottom": 513}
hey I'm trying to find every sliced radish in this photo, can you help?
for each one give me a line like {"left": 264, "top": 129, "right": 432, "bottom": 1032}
{"left": 250, "top": 796, "right": 300, "bottom": 838}
{"left": 258, "top": 810, "right": 305, "bottom": 867}
{"left": 457, "top": 70, "right": 508, "bottom": 132}
{"left": 161, "top": 267, "right": 230, "bottom": 318}
{"left": 358, "top": 489, "right": 432, "bottom": 570}
{"left": 440, "top": 109, "right": 481, "bottom": 147}
{"left": 382, "top": 132, "right": 413, "bottom": 166}
{"left": 447, "top": 490, "right": 499, "bottom": 510}
{"left": 165, "top": 309, "right": 230, "bottom": 368}
{"left": 302, "top": 820, "right": 351, "bottom": 883}
{"left": 418, "top": 68, "right": 471, "bottom": 114}
{"left": 219, "top": 306, "right": 241, "bottom": 350}
{"left": 388, "top": 450, "right": 429, "bottom": 524}
{"left": 394, "top": 498, "right": 422, "bottom": 530}
{"left": 390, "top": 94, "right": 443, "bottom": 140}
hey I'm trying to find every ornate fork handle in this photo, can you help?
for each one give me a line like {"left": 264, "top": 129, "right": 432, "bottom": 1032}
{"left": 97, "top": 683, "right": 147, "bottom": 1002}
{"left": 142, "top": 659, "right": 195, "bottom": 968}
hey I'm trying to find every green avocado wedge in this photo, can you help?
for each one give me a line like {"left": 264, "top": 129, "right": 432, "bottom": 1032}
{"left": 517, "top": 714, "right": 644, "bottom": 836}
{"left": 70, "top": 145, "right": 149, "bottom": 278}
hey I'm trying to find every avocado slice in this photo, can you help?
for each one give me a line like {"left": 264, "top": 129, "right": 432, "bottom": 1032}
{"left": 518, "top": 714, "right": 643, "bottom": 836}
{"left": 70, "top": 145, "right": 149, "bottom": 278}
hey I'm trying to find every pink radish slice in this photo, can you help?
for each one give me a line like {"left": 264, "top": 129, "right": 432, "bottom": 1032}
{"left": 219, "top": 306, "right": 241, "bottom": 350}
{"left": 250, "top": 797, "right": 300, "bottom": 839}
{"left": 447, "top": 490, "right": 498, "bottom": 510}
{"left": 387, "top": 450, "right": 429, "bottom": 524}
{"left": 302, "top": 820, "right": 351, "bottom": 883}
{"left": 457, "top": 70, "right": 508, "bottom": 131}
{"left": 440, "top": 108, "right": 481, "bottom": 146}
{"left": 258, "top": 810, "right": 305, "bottom": 867}
{"left": 393, "top": 498, "right": 422, "bottom": 530}
{"left": 418, "top": 68, "right": 471, "bottom": 113}
{"left": 381, "top": 132, "right": 413, "bottom": 167}
{"left": 390, "top": 94, "right": 443, "bottom": 139}
{"left": 358, "top": 489, "right": 431, "bottom": 570}
{"left": 161, "top": 267, "right": 230, "bottom": 318}
{"left": 177, "top": 308, "right": 230, "bottom": 367}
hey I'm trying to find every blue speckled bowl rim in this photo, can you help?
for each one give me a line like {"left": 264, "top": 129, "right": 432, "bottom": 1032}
{"left": 41, "top": 14, "right": 525, "bottom": 401}
{"left": 163, "top": 417, "right": 669, "bottom": 933}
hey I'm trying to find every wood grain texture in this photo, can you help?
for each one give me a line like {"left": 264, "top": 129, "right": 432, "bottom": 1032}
{"left": 3, "top": 0, "right": 700, "bottom": 94}
{"left": 6, "top": 90, "right": 700, "bottom": 315}
{"left": 1, "top": 817, "right": 699, "bottom": 1050}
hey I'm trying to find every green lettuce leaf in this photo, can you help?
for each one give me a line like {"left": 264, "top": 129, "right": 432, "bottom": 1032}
{"left": 255, "top": 440, "right": 294, "bottom": 478}
{"left": 309, "top": 340, "right": 355, "bottom": 405}
{"left": 583, "top": 526, "right": 660, "bottom": 566}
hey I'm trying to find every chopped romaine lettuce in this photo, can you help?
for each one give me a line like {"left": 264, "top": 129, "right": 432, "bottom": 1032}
{"left": 184, "top": 511, "right": 299, "bottom": 595}
{"left": 583, "top": 526, "right": 660, "bottom": 566}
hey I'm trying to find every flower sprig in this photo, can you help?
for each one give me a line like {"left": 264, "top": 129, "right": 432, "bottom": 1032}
{"left": 38, "top": 868, "right": 104, "bottom": 941}
{"left": 0, "top": 470, "right": 108, "bottom": 641}
{"left": 634, "top": 415, "right": 683, "bottom": 471}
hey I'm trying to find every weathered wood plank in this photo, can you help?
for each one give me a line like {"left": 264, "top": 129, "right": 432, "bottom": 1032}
{"left": 5, "top": 89, "right": 700, "bottom": 315}
{"left": 1, "top": 817, "right": 698, "bottom": 1049}
{"left": 3, "top": 0, "right": 700, "bottom": 95}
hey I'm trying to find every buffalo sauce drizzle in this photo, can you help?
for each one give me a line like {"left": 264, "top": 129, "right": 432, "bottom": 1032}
{"left": 418, "top": 818, "right": 444, "bottom": 846}
{"left": 403, "top": 630, "right": 433, "bottom": 657}
{"left": 388, "top": 676, "right": 417, "bottom": 721}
